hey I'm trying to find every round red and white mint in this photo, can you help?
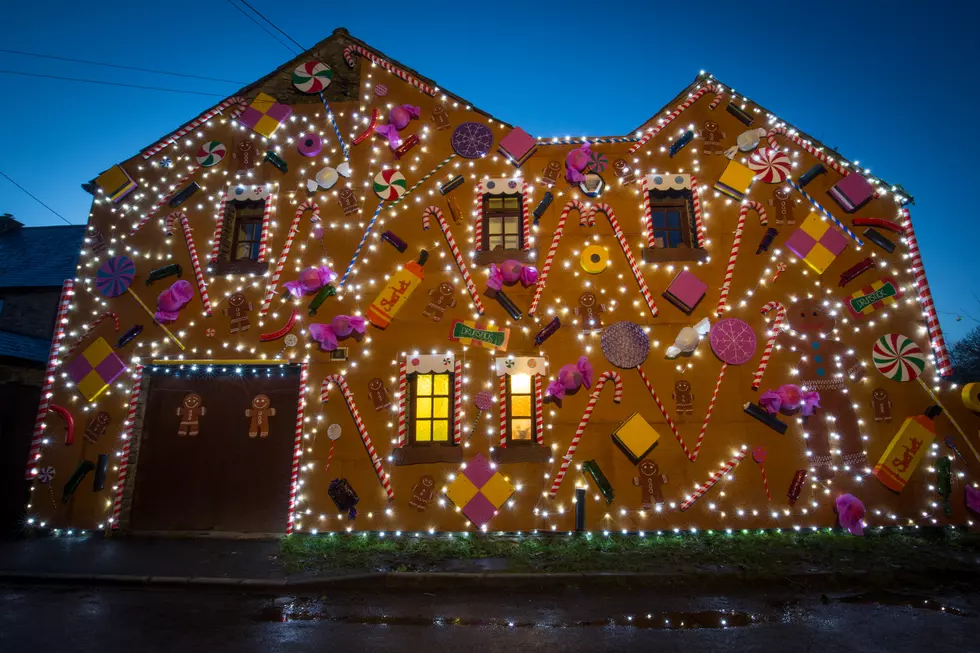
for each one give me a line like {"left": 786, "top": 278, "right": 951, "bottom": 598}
{"left": 748, "top": 148, "right": 791, "bottom": 183}
{"left": 196, "top": 141, "right": 226, "bottom": 167}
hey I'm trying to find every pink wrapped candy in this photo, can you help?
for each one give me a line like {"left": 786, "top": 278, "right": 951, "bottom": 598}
{"left": 487, "top": 260, "right": 538, "bottom": 291}
{"left": 154, "top": 280, "right": 194, "bottom": 323}
{"left": 375, "top": 105, "right": 420, "bottom": 149}
{"left": 284, "top": 265, "right": 337, "bottom": 298}
{"left": 760, "top": 384, "right": 820, "bottom": 417}
{"left": 835, "top": 493, "right": 866, "bottom": 536}
{"left": 565, "top": 142, "right": 591, "bottom": 184}
{"left": 309, "top": 315, "right": 366, "bottom": 351}
{"left": 546, "top": 356, "right": 593, "bottom": 400}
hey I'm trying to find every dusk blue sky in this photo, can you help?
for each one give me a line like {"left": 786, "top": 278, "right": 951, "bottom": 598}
{"left": 1, "top": 1, "right": 975, "bottom": 340}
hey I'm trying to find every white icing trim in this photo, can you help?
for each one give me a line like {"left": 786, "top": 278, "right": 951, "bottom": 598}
{"left": 406, "top": 353, "right": 455, "bottom": 374}
{"left": 494, "top": 356, "right": 547, "bottom": 377}
{"left": 483, "top": 178, "right": 523, "bottom": 196}
{"left": 644, "top": 174, "right": 691, "bottom": 191}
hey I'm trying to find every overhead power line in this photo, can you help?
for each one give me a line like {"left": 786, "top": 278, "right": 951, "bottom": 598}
{"left": 236, "top": 0, "right": 308, "bottom": 51}
{"left": 0, "top": 169, "right": 76, "bottom": 225}
{"left": 223, "top": 0, "right": 299, "bottom": 55}
{"left": 0, "top": 69, "right": 227, "bottom": 97}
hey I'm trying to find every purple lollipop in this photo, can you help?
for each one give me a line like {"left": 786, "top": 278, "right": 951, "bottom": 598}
{"left": 451, "top": 122, "right": 494, "bottom": 159}
{"left": 710, "top": 318, "right": 757, "bottom": 365}
{"left": 96, "top": 255, "right": 136, "bottom": 298}
{"left": 469, "top": 390, "right": 495, "bottom": 437}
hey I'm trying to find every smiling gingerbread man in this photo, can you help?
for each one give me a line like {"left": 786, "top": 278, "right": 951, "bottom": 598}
{"left": 246, "top": 394, "right": 276, "bottom": 438}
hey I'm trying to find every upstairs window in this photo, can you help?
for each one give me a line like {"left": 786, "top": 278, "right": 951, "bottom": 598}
{"left": 650, "top": 199, "right": 694, "bottom": 249}
{"left": 210, "top": 185, "right": 272, "bottom": 276}
{"left": 483, "top": 194, "right": 523, "bottom": 251}
{"left": 229, "top": 201, "right": 265, "bottom": 262}
{"left": 641, "top": 174, "right": 707, "bottom": 263}
{"left": 476, "top": 178, "right": 534, "bottom": 265}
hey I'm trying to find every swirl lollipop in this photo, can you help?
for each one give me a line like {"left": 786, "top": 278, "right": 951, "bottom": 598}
{"left": 748, "top": 148, "right": 791, "bottom": 183}
{"left": 97, "top": 256, "right": 184, "bottom": 350}
{"left": 469, "top": 391, "right": 495, "bottom": 436}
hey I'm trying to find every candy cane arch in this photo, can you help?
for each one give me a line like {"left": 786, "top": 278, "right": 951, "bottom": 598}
{"left": 901, "top": 207, "right": 952, "bottom": 376}
{"left": 343, "top": 44, "right": 436, "bottom": 96}
{"left": 548, "top": 371, "right": 623, "bottom": 498}
{"left": 109, "top": 364, "right": 145, "bottom": 527}
{"left": 765, "top": 127, "right": 850, "bottom": 178}
{"left": 165, "top": 212, "right": 212, "bottom": 317}
{"left": 64, "top": 311, "right": 120, "bottom": 359}
{"left": 680, "top": 447, "right": 747, "bottom": 512}
{"left": 588, "top": 203, "right": 658, "bottom": 317}
{"left": 716, "top": 200, "right": 768, "bottom": 315}
{"left": 285, "top": 362, "right": 308, "bottom": 534}
{"left": 321, "top": 373, "right": 395, "bottom": 500}
{"left": 752, "top": 301, "right": 787, "bottom": 390}
{"left": 259, "top": 200, "right": 320, "bottom": 316}
{"left": 528, "top": 199, "right": 589, "bottom": 316}
{"left": 628, "top": 83, "right": 723, "bottom": 155}
{"left": 24, "top": 280, "right": 73, "bottom": 479}
{"left": 636, "top": 366, "right": 700, "bottom": 462}
{"left": 141, "top": 95, "right": 246, "bottom": 159}
{"left": 422, "top": 206, "right": 485, "bottom": 315}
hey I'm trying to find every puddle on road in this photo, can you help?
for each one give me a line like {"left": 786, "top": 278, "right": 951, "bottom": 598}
{"left": 837, "top": 592, "right": 970, "bottom": 617}
{"left": 254, "top": 598, "right": 757, "bottom": 629}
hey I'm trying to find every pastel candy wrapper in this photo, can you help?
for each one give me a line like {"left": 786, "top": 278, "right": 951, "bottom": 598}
{"left": 284, "top": 265, "right": 337, "bottom": 298}
{"left": 565, "top": 142, "right": 591, "bottom": 183}
{"left": 665, "top": 318, "right": 711, "bottom": 358}
{"left": 154, "top": 280, "right": 194, "bottom": 323}
{"left": 309, "top": 315, "right": 366, "bottom": 351}
{"left": 836, "top": 493, "right": 866, "bottom": 536}
{"left": 487, "top": 260, "right": 539, "bottom": 291}
{"left": 546, "top": 356, "right": 593, "bottom": 399}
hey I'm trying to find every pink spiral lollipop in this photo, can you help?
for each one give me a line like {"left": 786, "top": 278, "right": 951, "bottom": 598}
{"left": 748, "top": 148, "right": 791, "bottom": 184}
{"left": 469, "top": 391, "right": 495, "bottom": 436}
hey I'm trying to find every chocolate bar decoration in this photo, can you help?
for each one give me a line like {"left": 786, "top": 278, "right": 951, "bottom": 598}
{"left": 493, "top": 289, "right": 523, "bottom": 321}
{"left": 575, "top": 487, "right": 586, "bottom": 531}
{"left": 582, "top": 459, "right": 614, "bottom": 504}
{"left": 446, "top": 195, "right": 462, "bottom": 224}
{"left": 440, "top": 175, "right": 464, "bottom": 195}
{"left": 726, "top": 102, "right": 755, "bottom": 126}
{"left": 532, "top": 192, "right": 553, "bottom": 224}
{"left": 839, "top": 257, "right": 874, "bottom": 287}
{"left": 534, "top": 316, "right": 560, "bottom": 345}
{"left": 264, "top": 151, "right": 288, "bottom": 173}
{"left": 744, "top": 402, "right": 788, "bottom": 434}
{"left": 669, "top": 130, "right": 694, "bottom": 158}
{"left": 798, "top": 164, "right": 826, "bottom": 187}
{"left": 93, "top": 453, "right": 109, "bottom": 491}
{"left": 787, "top": 469, "right": 807, "bottom": 506}
{"left": 116, "top": 324, "right": 143, "bottom": 348}
{"left": 393, "top": 133, "right": 420, "bottom": 159}
{"left": 863, "top": 228, "right": 895, "bottom": 253}
{"left": 169, "top": 182, "right": 200, "bottom": 207}
{"left": 757, "top": 227, "right": 778, "bottom": 254}
{"left": 145, "top": 263, "right": 182, "bottom": 285}
{"left": 381, "top": 230, "right": 407, "bottom": 253}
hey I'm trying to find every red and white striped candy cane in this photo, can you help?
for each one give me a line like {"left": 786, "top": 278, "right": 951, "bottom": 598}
{"left": 771, "top": 262, "right": 787, "bottom": 284}
{"left": 629, "top": 83, "right": 723, "bottom": 155}
{"left": 165, "top": 212, "right": 212, "bottom": 317}
{"left": 453, "top": 359, "right": 462, "bottom": 445}
{"left": 141, "top": 96, "right": 246, "bottom": 159}
{"left": 343, "top": 44, "right": 436, "bottom": 96}
{"left": 716, "top": 200, "right": 768, "bottom": 315}
{"left": 528, "top": 199, "right": 588, "bottom": 316}
{"left": 396, "top": 358, "right": 408, "bottom": 446}
{"left": 110, "top": 364, "right": 145, "bottom": 528}
{"left": 321, "top": 373, "right": 395, "bottom": 500}
{"left": 521, "top": 180, "right": 532, "bottom": 250}
{"left": 473, "top": 180, "right": 531, "bottom": 253}
{"left": 901, "top": 207, "right": 952, "bottom": 377}
{"left": 130, "top": 166, "right": 199, "bottom": 234}
{"left": 765, "top": 127, "right": 850, "bottom": 178}
{"left": 256, "top": 192, "right": 274, "bottom": 263}
{"left": 64, "top": 311, "right": 120, "bottom": 359}
{"left": 497, "top": 374, "right": 508, "bottom": 447}
{"left": 422, "top": 206, "right": 485, "bottom": 315}
{"left": 285, "top": 362, "right": 308, "bottom": 534}
{"left": 259, "top": 200, "right": 320, "bottom": 316}
{"left": 640, "top": 177, "right": 656, "bottom": 247}
{"left": 697, "top": 362, "right": 728, "bottom": 451}
{"left": 680, "top": 447, "right": 747, "bottom": 512}
{"left": 751, "top": 301, "right": 787, "bottom": 390}
{"left": 24, "top": 280, "right": 73, "bottom": 479}
{"left": 534, "top": 375, "right": 544, "bottom": 446}
{"left": 588, "top": 203, "right": 658, "bottom": 317}
{"left": 636, "top": 366, "right": 700, "bottom": 462}
{"left": 548, "top": 371, "right": 623, "bottom": 498}
{"left": 209, "top": 193, "right": 228, "bottom": 265}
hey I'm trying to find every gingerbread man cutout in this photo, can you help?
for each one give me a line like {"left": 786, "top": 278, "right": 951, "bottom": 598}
{"left": 337, "top": 187, "right": 359, "bottom": 216}
{"left": 246, "top": 394, "right": 276, "bottom": 438}
{"left": 541, "top": 161, "right": 562, "bottom": 187}
{"left": 574, "top": 292, "right": 606, "bottom": 333}
{"left": 768, "top": 186, "right": 798, "bottom": 225}
{"left": 234, "top": 138, "right": 256, "bottom": 171}
{"left": 368, "top": 377, "right": 392, "bottom": 411}
{"left": 87, "top": 228, "right": 107, "bottom": 254}
{"left": 698, "top": 120, "right": 727, "bottom": 155}
{"left": 871, "top": 387, "right": 892, "bottom": 423}
{"left": 431, "top": 106, "right": 451, "bottom": 130}
{"left": 672, "top": 380, "right": 694, "bottom": 415}
{"left": 423, "top": 283, "right": 457, "bottom": 321}
{"left": 224, "top": 293, "right": 252, "bottom": 333}
{"left": 177, "top": 393, "right": 205, "bottom": 437}
{"left": 633, "top": 459, "right": 668, "bottom": 509}
{"left": 409, "top": 475, "right": 436, "bottom": 511}
{"left": 84, "top": 411, "right": 111, "bottom": 443}
{"left": 612, "top": 159, "right": 636, "bottom": 185}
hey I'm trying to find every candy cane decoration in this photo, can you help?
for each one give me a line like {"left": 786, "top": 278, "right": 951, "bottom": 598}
{"left": 259, "top": 200, "right": 320, "bottom": 316}
{"left": 343, "top": 44, "right": 436, "bottom": 96}
{"left": 165, "top": 212, "right": 212, "bottom": 316}
{"left": 396, "top": 358, "right": 408, "bottom": 446}
{"left": 680, "top": 447, "right": 747, "bottom": 512}
{"left": 285, "top": 362, "right": 308, "bottom": 534}
{"left": 321, "top": 373, "right": 395, "bottom": 500}
{"left": 64, "top": 312, "right": 120, "bottom": 359}
{"left": 528, "top": 199, "right": 589, "bottom": 316}
{"left": 130, "top": 166, "right": 199, "bottom": 234}
{"left": 587, "top": 203, "right": 658, "bottom": 317}
{"left": 534, "top": 375, "right": 544, "bottom": 446}
{"left": 636, "top": 367, "right": 699, "bottom": 462}
{"left": 498, "top": 374, "right": 508, "bottom": 447}
{"left": 765, "top": 127, "right": 850, "bottom": 178}
{"left": 209, "top": 193, "right": 229, "bottom": 265}
{"left": 629, "top": 83, "right": 723, "bottom": 155}
{"left": 548, "top": 371, "right": 623, "bottom": 498}
{"left": 387, "top": 155, "right": 456, "bottom": 210}
{"left": 770, "top": 262, "right": 787, "bottom": 284}
{"left": 473, "top": 179, "right": 531, "bottom": 252}
{"left": 24, "top": 280, "right": 73, "bottom": 479}
{"left": 716, "top": 200, "right": 768, "bottom": 315}
{"left": 422, "top": 206, "right": 485, "bottom": 315}
{"left": 752, "top": 301, "right": 787, "bottom": 390}
{"left": 901, "top": 207, "right": 952, "bottom": 377}
{"left": 787, "top": 180, "right": 864, "bottom": 246}
{"left": 338, "top": 201, "right": 384, "bottom": 290}
{"left": 110, "top": 364, "right": 145, "bottom": 527}
{"left": 141, "top": 96, "right": 246, "bottom": 159}
{"left": 453, "top": 359, "right": 462, "bottom": 446}
{"left": 521, "top": 180, "right": 532, "bottom": 250}
{"left": 690, "top": 175, "right": 705, "bottom": 246}
{"left": 256, "top": 192, "right": 274, "bottom": 263}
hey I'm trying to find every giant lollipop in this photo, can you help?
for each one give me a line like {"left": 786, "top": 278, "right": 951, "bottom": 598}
{"left": 700, "top": 318, "right": 758, "bottom": 452}
{"left": 96, "top": 256, "right": 184, "bottom": 350}
{"left": 469, "top": 390, "right": 495, "bottom": 437}
{"left": 748, "top": 148, "right": 791, "bottom": 184}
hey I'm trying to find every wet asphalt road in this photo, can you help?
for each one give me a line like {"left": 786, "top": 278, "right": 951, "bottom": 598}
{"left": 1, "top": 585, "right": 977, "bottom": 651}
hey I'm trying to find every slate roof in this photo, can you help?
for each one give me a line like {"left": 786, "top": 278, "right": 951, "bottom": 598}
{"left": 0, "top": 225, "right": 85, "bottom": 288}
{"left": 0, "top": 330, "right": 49, "bottom": 363}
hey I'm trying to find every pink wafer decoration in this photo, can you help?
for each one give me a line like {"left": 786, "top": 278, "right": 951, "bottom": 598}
{"left": 321, "top": 373, "right": 395, "bottom": 500}
{"left": 286, "top": 362, "right": 308, "bottom": 534}
{"left": 636, "top": 366, "right": 700, "bottom": 462}
{"left": 680, "top": 447, "right": 747, "bottom": 512}
{"left": 629, "top": 83, "right": 723, "bottom": 155}
{"left": 259, "top": 200, "right": 320, "bottom": 316}
{"left": 587, "top": 203, "right": 658, "bottom": 317}
{"left": 165, "top": 212, "right": 212, "bottom": 316}
{"left": 396, "top": 358, "right": 407, "bottom": 446}
{"left": 901, "top": 207, "right": 952, "bottom": 377}
{"left": 751, "top": 301, "right": 787, "bottom": 390}
{"left": 528, "top": 199, "right": 588, "bottom": 316}
{"left": 64, "top": 311, "right": 120, "bottom": 359}
{"left": 498, "top": 375, "right": 508, "bottom": 447}
{"left": 257, "top": 193, "right": 274, "bottom": 263}
{"left": 24, "top": 280, "right": 73, "bottom": 479}
{"left": 343, "top": 44, "right": 436, "bottom": 96}
{"left": 765, "top": 127, "right": 850, "bottom": 177}
{"left": 110, "top": 364, "right": 144, "bottom": 527}
{"left": 141, "top": 96, "right": 245, "bottom": 159}
{"left": 716, "top": 200, "right": 768, "bottom": 315}
{"left": 548, "top": 371, "right": 623, "bottom": 498}
{"left": 130, "top": 166, "right": 199, "bottom": 234}
{"left": 534, "top": 375, "right": 544, "bottom": 446}
{"left": 422, "top": 206, "right": 485, "bottom": 314}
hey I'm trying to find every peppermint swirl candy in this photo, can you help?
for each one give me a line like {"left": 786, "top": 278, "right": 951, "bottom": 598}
{"left": 872, "top": 333, "right": 926, "bottom": 382}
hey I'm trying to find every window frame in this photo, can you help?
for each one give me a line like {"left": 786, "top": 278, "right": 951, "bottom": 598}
{"left": 648, "top": 197, "right": 694, "bottom": 250}
{"left": 482, "top": 193, "right": 524, "bottom": 252}
{"left": 504, "top": 374, "right": 536, "bottom": 445}
{"left": 641, "top": 180, "right": 709, "bottom": 264}
{"left": 228, "top": 200, "right": 266, "bottom": 263}
{"left": 407, "top": 370, "right": 455, "bottom": 446}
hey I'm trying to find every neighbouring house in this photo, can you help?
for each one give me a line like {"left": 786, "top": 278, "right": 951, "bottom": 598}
{"left": 0, "top": 214, "right": 83, "bottom": 531}
{"left": 24, "top": 28, "right": 975, "bottom": 537}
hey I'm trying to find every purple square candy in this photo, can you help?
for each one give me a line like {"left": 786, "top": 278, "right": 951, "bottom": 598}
{"left": 666, "top": 270, "right": 707, "bottom": 308}
{"left": 499, "top": 127, "right": 536, "bottom": 159}
{"left": 785, "top": 229, "right": 817, "bottom": 259}
{"left": 462, "top": 492, "right": 497, "bottom": 527}
{"left": 830, "top": 174, "right": 874, "bottom": 212}
{"left": 820, "top": 226, "right": 849, "bottom": 256}
{"left": 265, "top": 102, "right": 292, "bottom": 123}
{"left": 66, "top": 356, "right": 94, "bottom": 383}
{"left": 95, "top": 354, "right": 126, "bottom": 384}
{"left": 237, "top": 107, "right": 261, "bottom": 128}
{"left": 462, "top": 453, "right": 495, "bottom": 488}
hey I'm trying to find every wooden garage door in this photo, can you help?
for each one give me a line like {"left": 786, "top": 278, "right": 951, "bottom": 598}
{"left": 130, "top": 368, "right": 300, "bottom": 533}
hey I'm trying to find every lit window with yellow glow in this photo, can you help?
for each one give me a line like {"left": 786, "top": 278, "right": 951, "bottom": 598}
{"left": 413, "top": 373, "right": 451, "bottom": 443}
{"left": 509, "top": 374, "right": 533, "bottom": 442}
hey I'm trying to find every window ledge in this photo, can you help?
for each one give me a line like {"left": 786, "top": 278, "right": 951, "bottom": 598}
{"left": 641, "top": 246, "right": 708, "bottom": 264}
{"left": 491, "top": 444, "right": 551, "bottom": 464}
{"left": 209, "top": 259, "right": 270, "bottom": 277}
{"left": 392, "top": 445, "right": 464, "bottom": 466}
{"left": 475, "top": 248, "right": 537, "bottom": 267}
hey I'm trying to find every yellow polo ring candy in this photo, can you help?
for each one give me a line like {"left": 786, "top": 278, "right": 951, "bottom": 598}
{"left": 581, "top": 245, "right": 608, "bottom": 274}
{"left": 962, "top": 382, "right": 980, "bottom": 411}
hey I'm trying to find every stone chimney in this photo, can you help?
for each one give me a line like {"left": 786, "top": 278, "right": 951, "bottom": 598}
{"left": 0, "top": 213, "right": 24, "bottom": 234}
